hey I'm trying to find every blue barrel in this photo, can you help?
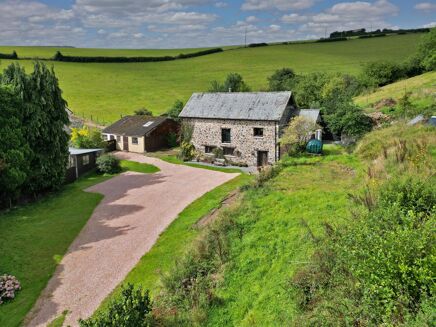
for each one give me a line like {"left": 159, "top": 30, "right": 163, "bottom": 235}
{"left": 306, "top": 139, "right": 323, "bottom": 154}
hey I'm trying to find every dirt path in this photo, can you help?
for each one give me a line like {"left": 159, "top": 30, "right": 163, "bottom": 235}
{"left": 26, "top": 152, "right": 238, "bottom": 327}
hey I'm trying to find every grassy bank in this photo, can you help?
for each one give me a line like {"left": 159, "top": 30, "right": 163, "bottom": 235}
{"left": 355, "top": 71, "right": 436, "bottom": 110}
{"left": 0, "top": 173, "right": 112, "bottom": 327}
{"left": 0, "top": 34, "right": 422, "bottom": 123}
{"left": 120, "top": 160, "right": 160, "bottom": 174}
{"left": 96, "top": 173, "right": 252, "bottom": 312}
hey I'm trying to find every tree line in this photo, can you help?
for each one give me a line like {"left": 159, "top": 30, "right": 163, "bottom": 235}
{"left": 0, "top": 62, "right": 69, "bottom": 208}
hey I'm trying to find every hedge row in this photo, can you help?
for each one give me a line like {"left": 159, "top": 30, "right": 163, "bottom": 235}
{"left": 358, "top": 33, "right": 387, "bottom": 39}
{"left": 248, "top": 43, "right": 268, "bottom": 48}
{"left": 52, "top": 48, "right": 223, "bottom": 63}
{"left": 0, "top": 51, "right": 18, "bottom": 59}
{"left": 316, "top": 37, "right": 348, "bottom": 43}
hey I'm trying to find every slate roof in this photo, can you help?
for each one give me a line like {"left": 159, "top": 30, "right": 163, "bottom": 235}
{"left": 292, "top": 109, "right": 321, "bottom": 123}
{"left": 102, "top": 116, "right": 167, "bottom": 137}
{"left": 179, "top": 92, "right": 293, "bottom": 121}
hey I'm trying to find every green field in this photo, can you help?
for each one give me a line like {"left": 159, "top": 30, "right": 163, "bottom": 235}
{"left": 355, "top": 71, "right": 436, "bottom": 109}
{"left": 0, "top": 46, "right": 224, "bottom": 59}
{"left": 0, "top": 34, "right": 423, "bottom": 124}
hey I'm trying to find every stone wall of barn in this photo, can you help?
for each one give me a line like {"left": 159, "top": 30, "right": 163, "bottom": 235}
{"left": 184, "top": 118, "right": 279, "bottom": 166}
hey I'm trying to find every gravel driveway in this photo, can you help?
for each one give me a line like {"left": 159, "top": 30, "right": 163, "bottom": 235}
{"left": 26, "top": 152, "right": 239, "bottom": 327}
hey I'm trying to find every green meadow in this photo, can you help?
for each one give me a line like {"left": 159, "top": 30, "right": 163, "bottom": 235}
{"left": 0, "top": 34, "right": 423, "bottom": 123}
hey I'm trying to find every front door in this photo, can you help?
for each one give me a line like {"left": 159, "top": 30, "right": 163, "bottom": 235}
{"left": 257, "top": 151, "right": 268, "bottom": 167}
{"left": 123, "top": 136, "right": 129, "bottom": 151}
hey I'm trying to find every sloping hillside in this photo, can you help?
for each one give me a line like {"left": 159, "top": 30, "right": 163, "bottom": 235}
{"left": 355, "top": 71, "right": 436, "bottom": 110}
{"left": 0, "top": 34, "right": 423, "bottom": 122}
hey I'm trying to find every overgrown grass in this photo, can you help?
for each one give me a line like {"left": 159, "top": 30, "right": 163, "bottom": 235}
{"left": 120, "top": 160, "right": 160, "bottom": 174}
{"left": 354, "top": 123, "right": 436, "bottom": 161}
{"left": 355, "top": 71, "right": 436, "bottom": 109}
{"left": 0, "top": 173, "right": 113, "bottom": 327}
{"left": 96, "top": 173, "right": 252, "bottom": 313}
{"left": 0, "top": 34, "right": 422, "bottom": 122}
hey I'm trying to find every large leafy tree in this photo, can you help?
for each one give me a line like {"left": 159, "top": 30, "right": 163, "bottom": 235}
{"left": 209, "top": 73, "right": 251, "bottom": 92}
{"left": 268, "top": 68, "right": 297, "bottom": 91}
{"left": 0, "top": 87, "right": 29, "bottom": 207}
{"left": 2, "top": 62, "right": 69, "bottom": 196}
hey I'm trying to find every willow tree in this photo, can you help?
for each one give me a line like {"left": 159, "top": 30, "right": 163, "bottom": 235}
{"left": 1, "top": 62, "right": 69, "bottom": 196}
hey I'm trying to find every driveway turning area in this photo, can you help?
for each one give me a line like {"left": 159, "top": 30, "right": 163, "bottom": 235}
{"left": 27, "top": 152, "right": 239, "bottom": 327}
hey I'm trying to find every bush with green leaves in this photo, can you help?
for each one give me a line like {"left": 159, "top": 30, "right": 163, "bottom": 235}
{"left": 134, "top": 108, "right": 153, "bottom": 116}
{"left": 166, "top": 100, "right": 184, "bottom": 121}
{"left": 179, "top": 141, "right": 196, "bottom": 161}
{"left": 292, "top": 175, "right": 436, "bottom": 326}
{"left": 96, "top": 154, "right": 121, "bottom": 174}
{"left": 79, "top": 284, "right": 152, "bottom": 327}
{"left": 268, "top": 68, "right": 297, "bottom": 91}
{"left": 360, "top": 61, "right": 405, "bottom": 87}
{"left": 209, "top": 73, "right": 251, "bottom": 92}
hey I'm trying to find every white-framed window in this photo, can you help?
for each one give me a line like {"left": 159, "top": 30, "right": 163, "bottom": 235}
{"left": 116, "top": 135, "right": 121, "bottom": 142}
{"left": 102, "top": 134, "right": 108, "bottom": 141}
{"left": 82, "top": 155, "right": 90, "bottom": 165}
{"left": 132, "top": 137, "right": 139, "bottom": 144}
{"left": 67, "top": 155, "right": 75, "bottom": 168}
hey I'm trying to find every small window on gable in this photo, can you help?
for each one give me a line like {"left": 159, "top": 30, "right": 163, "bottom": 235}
{"left": 223, "top": 147, "right": 235, "bottom": 156}
{"left": 221, "top": 128, "right": 231, "bottom": 143}
{"left": 82, "top": 155, "right": 90, "bottom": 166}
{"left": 205, "top": 146, "right": 216, "bottom": 154}
{"left": 132, "top": 137, "right": 139, "bottom": 144}
{"left": 254, "top": 128, "right": 264, "bottom": 137}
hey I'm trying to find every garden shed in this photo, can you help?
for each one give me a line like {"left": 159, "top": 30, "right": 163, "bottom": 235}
{"left": 66, "top": 148, "right": 103, "bottom": 183}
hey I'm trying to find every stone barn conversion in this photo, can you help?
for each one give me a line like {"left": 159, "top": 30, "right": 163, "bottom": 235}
{"left": 179, "top": 92, "right": 299, "bottom": 167}
{"left": 102, "top": 116, "right": 179, "bottom": 153}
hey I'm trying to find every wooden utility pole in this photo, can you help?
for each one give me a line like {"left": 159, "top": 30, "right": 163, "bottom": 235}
{"left": 245, "top": 27, "right": 247, "bottom": 47}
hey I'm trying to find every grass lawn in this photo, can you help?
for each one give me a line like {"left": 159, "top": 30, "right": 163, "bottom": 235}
{"left": 0, "top": 161, "right": 158, "bottom": 327}
{"left": 96, "top": 173, "right": 252, "bottom": 313}
{"left": 355, "top": 71, "right": 436, "bottom": 110}
{"left": 120, "top": 160, "right": 160, "bottom": 174}
{"left": 204, "top": 146, "right": 365, "bottom": 325}
{"left": 0, "top": 34, "right": 423, "bottom": 123}
{"left": 0, "top": 173, "right": 112, "bottom": 327}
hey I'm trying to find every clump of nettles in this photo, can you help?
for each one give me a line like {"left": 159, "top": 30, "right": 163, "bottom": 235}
{"left": 0, "top": 275, "right": 21, "bottom": 304}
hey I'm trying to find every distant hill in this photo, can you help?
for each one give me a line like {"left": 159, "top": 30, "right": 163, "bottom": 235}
{"left": 0, "top": 33, "right": 426, "bottom": 123}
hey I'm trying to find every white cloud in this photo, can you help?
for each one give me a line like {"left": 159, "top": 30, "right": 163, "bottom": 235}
{"left": 242, "top": 0, "right": 316, "bottom": 11}
{"left": 282, "top": 14, "right": 308, "bottom": 24}
{"left": 423, "top": 21, "right": 436, "bottom": 28}
{"left": 215, "top": 2, "right": 228, "bottom": 8}
{"left": 415, "top": 2, "right": 436, "bottom": 11}
{"left": 246, "top": 15, "right": 259, "bottom": 23}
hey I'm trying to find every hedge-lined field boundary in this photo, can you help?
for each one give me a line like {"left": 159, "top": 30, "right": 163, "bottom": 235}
{"left": 0, "top": 51, "right": 18, "bottom": 59}
{"left": 51, "top": 48, "right": 223, "bottom": 63}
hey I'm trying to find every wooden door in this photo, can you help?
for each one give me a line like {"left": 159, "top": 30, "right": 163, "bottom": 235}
{"left": 123, "top": 136, "right": 129, "bottom": 151}
{"left": 257, "top": 151, "right": 268, "bottom": 167}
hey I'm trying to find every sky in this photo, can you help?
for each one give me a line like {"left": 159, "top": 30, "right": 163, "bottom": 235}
{"left": 0, "top": 0, "right": 435, "bottom": 49}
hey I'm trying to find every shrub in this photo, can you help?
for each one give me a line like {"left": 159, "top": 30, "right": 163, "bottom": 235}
{"left": 134, "top": 108, "right": 153, "bottom": 116}
{"left": 281, "top": 116, "right": 320, "bottom": 155}
{"left": 0, "top": 275, "right": 21, "bottom": 304}
{"left": 248, "top": 43, "right": 268, "bottom": 47}
{"left": 360, "top": 61, "right": 405, "bottom": 87}
{"left": 0, "top": 51, "right": 18, "bottom": 59}
{"left": 179, "top": 142, "right": 196, "bottom": 161}
{"left": 96, "top": 154, "right": 121, "bottom": 174}
{"left": 79, "top": 284, "right": 152, "bottom": 327}
{"left": 71, "top": 127, "right": 105, "bottom": 149}
{"left": 212, "top": 147, "right": 224, "bottom": 159}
